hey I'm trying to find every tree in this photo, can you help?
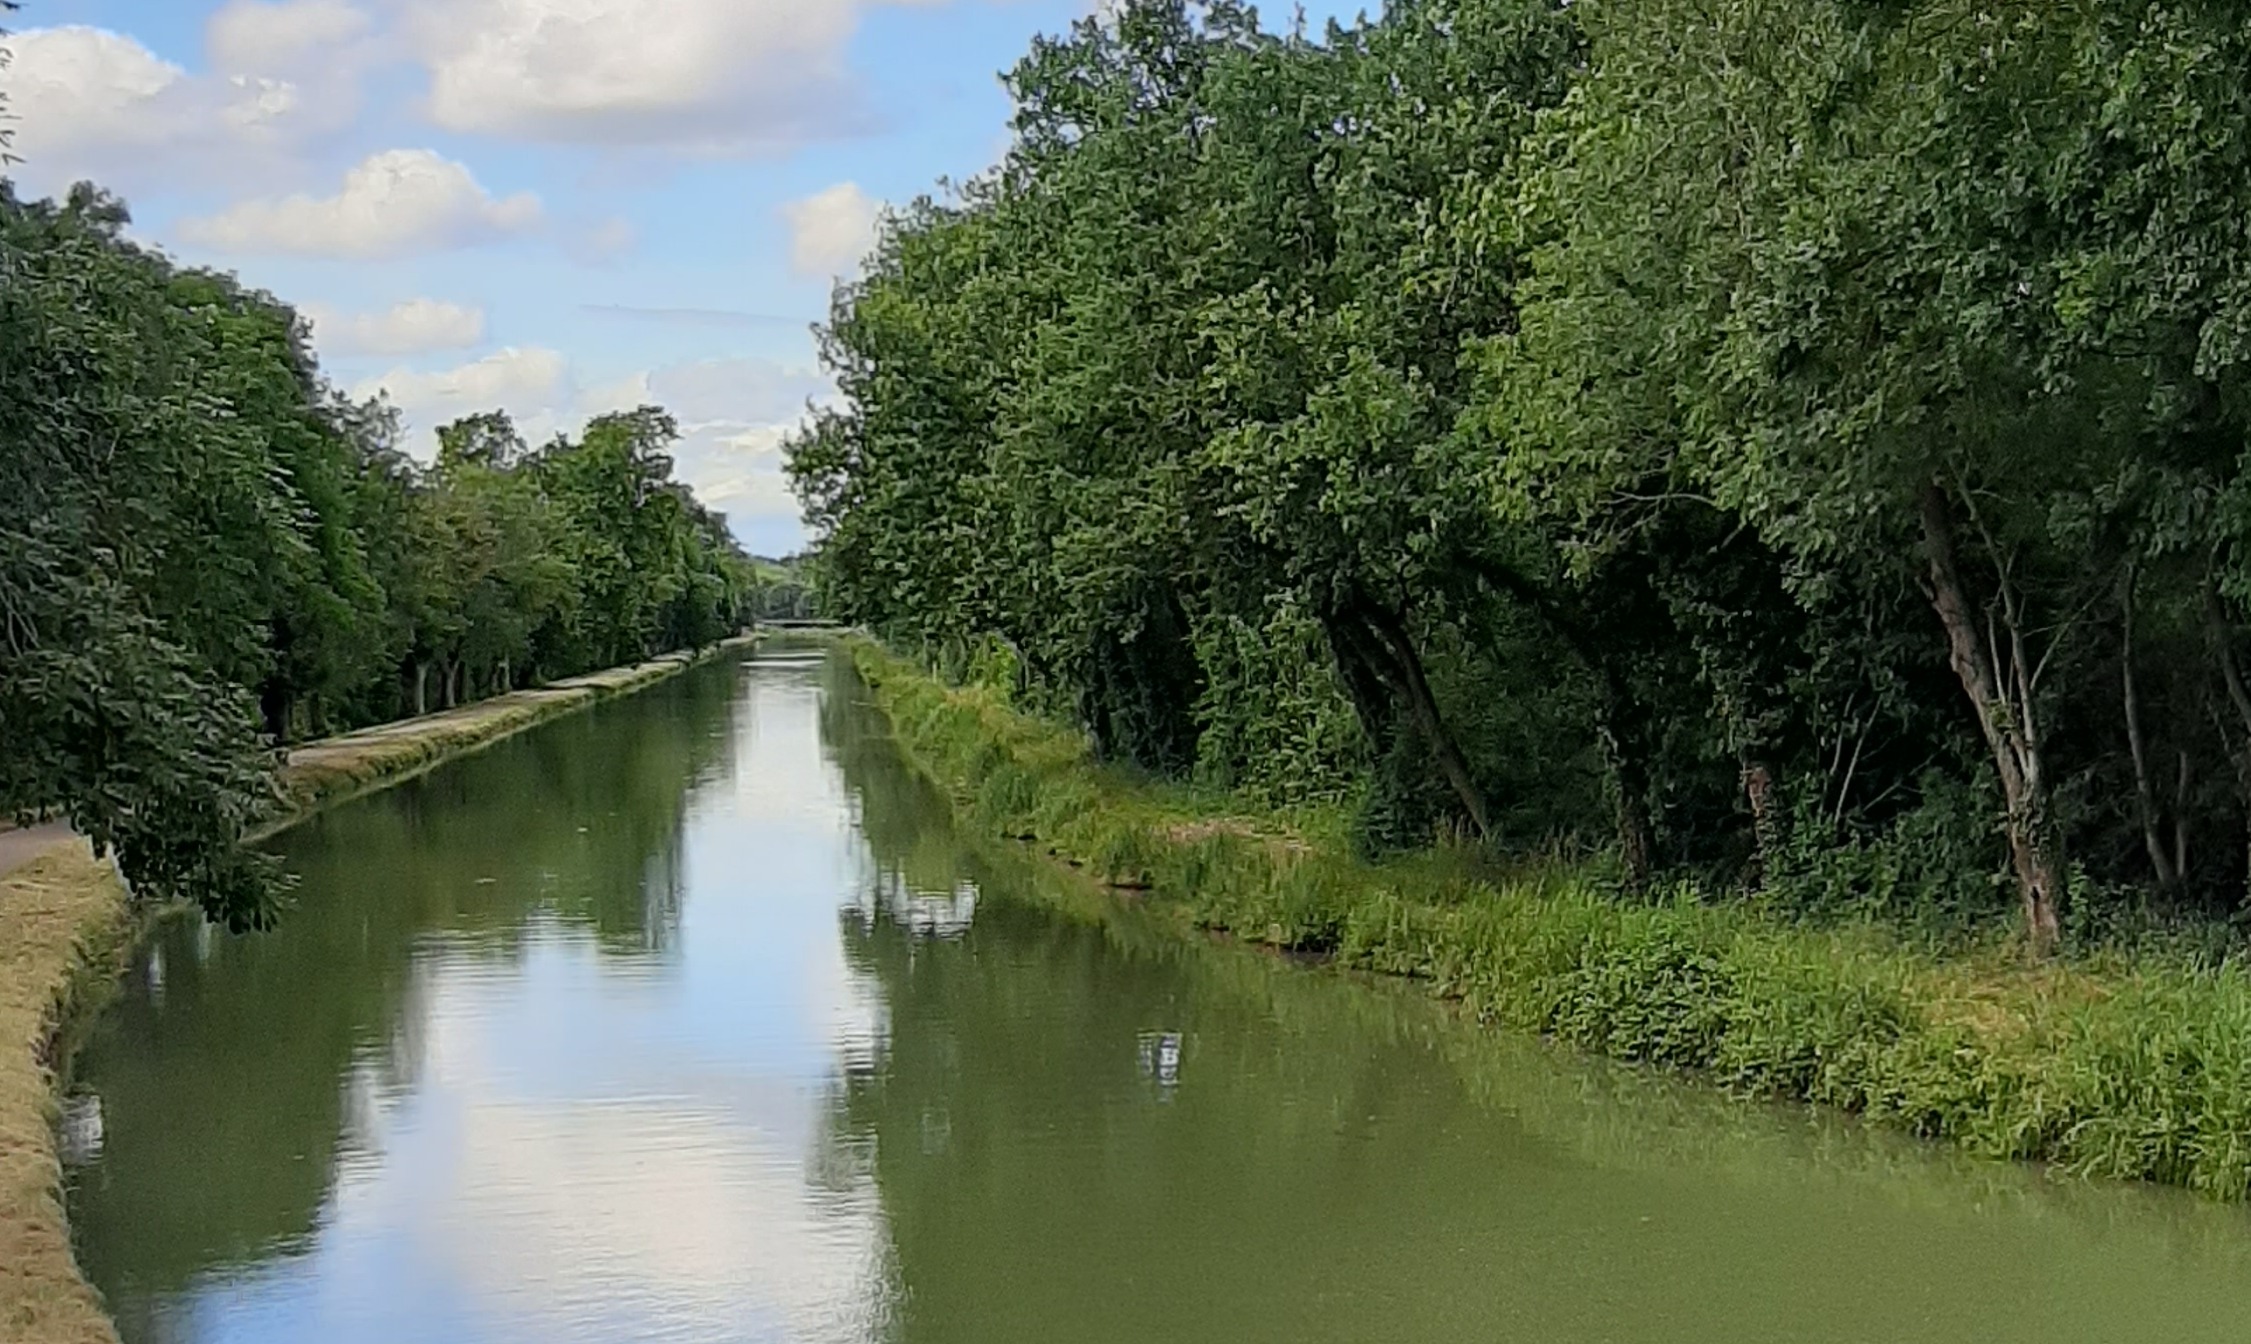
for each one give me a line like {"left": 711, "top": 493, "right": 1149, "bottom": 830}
{"left": 793, "top": 0, "right": 2251, "bottom": 951}
{"left": 1, "top": 175, "right": 754, "bottom": 925}
{"left": 1, "top": 185, "right": 288, "bottom": 925}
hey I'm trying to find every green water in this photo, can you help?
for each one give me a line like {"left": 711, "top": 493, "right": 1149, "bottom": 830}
{"left": 63, "top": 647, "right": 2251, "bottom": 1342}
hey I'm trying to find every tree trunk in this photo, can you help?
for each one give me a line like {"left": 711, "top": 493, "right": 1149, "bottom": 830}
{"left": 1919, "top": 482, "right": 2063, "bottom": 955}
{"left": 2120, "top": 572, "right": 2179, "bottom": 886}
{"left": 1592, "top": 681, "right": 1656, "bottom": 887}
{"left": 259, "top": 681, "right": 292, "bottom": 744}
{"left": 1615, "top": 765, "right": 1655, "bottom": 886}
{"left": 1351, "top": 600, "right": 1494, "bottom": 839}
{"left": 1324, "top": 613, "right": 1398, "bottom": 746}
{"left": 2204, "top": 586, "right": 2251, "bottom": 907}
{"left": 2172, "top": 748, "right": 2193, "bottom": 884}
{"left": 1463, "top": 554, "right": 1655, "bottom": 882}
{"left": 1742, "top": 757, "right": 1779, "bottom": 886}
{"left": 411, "top": 661, "right": 429, "bottom": 718}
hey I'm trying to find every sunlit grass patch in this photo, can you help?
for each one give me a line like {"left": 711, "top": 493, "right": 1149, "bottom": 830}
{"left": 0, "top": 843, "right": 130, "bottom": 1344}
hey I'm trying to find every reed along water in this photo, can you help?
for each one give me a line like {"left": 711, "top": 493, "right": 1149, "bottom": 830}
{"left": 62, "top": 645, "right": 2251, "bottom": 1342}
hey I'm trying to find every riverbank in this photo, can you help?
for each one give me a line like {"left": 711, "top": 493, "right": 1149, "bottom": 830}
{"left": 0, "top": 638, "right": 751, "bottom": 1344}
{"left": 1, "top": 844, "right": 129, "bottom": 1344}
{"left": 269, "top": 639, "right": 754, "bottom": 828}
{"left": 852, "top": 639, "right": 2251, "bottom": 1202}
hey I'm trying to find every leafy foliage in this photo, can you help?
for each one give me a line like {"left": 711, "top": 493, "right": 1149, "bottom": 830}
{"left": 793, "top": 0, "right": 2251, "bottom": 953}
{"left": 0, "top": 183, "right": 758, "bottom": 926}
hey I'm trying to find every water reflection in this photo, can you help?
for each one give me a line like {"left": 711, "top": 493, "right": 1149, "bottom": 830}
{"left": 846, "top": 875, "right": 978, "bottom": 943}
{"left": 69, "top": 651, "right": 904, "bottom": 1343}
{"left": 1135, "top": 1032, "right": 1184, "bottom": 1093}
{"left": 816, "top": 658, "right": 2251, "bottom": 1344}
{"left": 56, "top": 1092, "right": 104, "bottom": 1166}
{"left": 63, "top": 646, "right": 2251, "bottom": 1344}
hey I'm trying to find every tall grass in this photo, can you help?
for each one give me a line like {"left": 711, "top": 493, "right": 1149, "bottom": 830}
{"left": 854, "top": 639, "right": 2251, "bottom": 1200}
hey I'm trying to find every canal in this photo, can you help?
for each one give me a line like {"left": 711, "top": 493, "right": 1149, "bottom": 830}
{"left": 62, "top": 645, "right": 2251, "bottom": 1342}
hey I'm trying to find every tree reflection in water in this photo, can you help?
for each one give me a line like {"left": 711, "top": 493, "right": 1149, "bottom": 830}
{"left": 64, "top": 658, "right": 744, "bottom": 1331}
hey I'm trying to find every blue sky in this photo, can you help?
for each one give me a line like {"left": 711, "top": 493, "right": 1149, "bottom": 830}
{"left": 3, "top": 0, "right": 1363, "bottom": 556}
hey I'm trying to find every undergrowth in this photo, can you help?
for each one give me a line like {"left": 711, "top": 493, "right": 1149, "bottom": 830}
{"left": 855, "top": 639, "right": 2251, "bottom": 1201}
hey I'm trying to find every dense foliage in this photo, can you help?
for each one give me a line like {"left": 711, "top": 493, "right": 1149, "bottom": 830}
{"left": 1, "top": 184, "right": 759, "bottom": 927}
{"left": 791, "top": 0, "right": 2251, "bottom": 954}
{"left": 745, "top": 555, "right": 823, "bottom": 622}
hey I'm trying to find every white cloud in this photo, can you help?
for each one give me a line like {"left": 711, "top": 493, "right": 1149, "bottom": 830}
{"left": 355, "top": 347, "right": 570, "bottom": 426}
{"left": 5, "top": 28, "right": 186, "bottom": 158}
{"left": 206, "top": 0, "right": 375, "bottom": 77}
{"left": 356, "top": 349, "right": 824, "bottom": 549}
{"left": 177, "top": 149, "right": 543, "bottom": 258}
{"left": 780, "top": 182, "right": 882, "bottom": 278}
{"left": 4, "top": 16, "right": 372, "bottom": 195}
{"left": 649, "top": 358, "right": 831, "bottom": 427}
{"left": 575, "top": 370, "right": 656, "bottom": 418}
{"left": 4, "top": 1, "right": 924, "bottom": 199}
{"left": 667, "top": 413, "right": 817, "bottom": 557}
{"left": 656, "top": 383, "right": 829, "bottom": 552}
{"left": 580, "top": 358, "right": 830, "bottom": 540}
{"left": 305, "top": 298, "right": 488, "bottom": 358}
{"left": 402, "top": 0, "right": 868, "bottom": 153}
{"left": 689, "top": 421, "right": 808, "bottom": 517}
{"left": 565, "top": 216, "right": 639, "bottom": 265}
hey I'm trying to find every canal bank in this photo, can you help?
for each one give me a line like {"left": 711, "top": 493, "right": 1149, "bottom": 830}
{"left": 0, "top": 639, "right": 751, "bottom": 1344}
{"left": 849, "top": 639, "right": 2251, "bottom": 1204}
{"left": 51, "top": 643, "right": 2251, "bottom": 1343}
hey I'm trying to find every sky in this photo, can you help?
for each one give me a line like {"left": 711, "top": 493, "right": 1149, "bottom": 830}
{"left": 1, "top": 0, "right": 1363, "bottom": 557}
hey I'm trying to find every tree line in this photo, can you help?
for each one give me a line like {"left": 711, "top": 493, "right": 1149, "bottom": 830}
{"left": 788, "top": 0, "right": 2251, "bottom": 954}
{"left": 745, "top": 555, "right": 822, "bottom": 622}
{"left": 2, "top": 182, "right": 760, "bottom": 927}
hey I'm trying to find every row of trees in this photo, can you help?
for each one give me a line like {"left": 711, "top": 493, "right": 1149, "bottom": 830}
{"left": 2, "top": 182, "right": 761, "bottom": 927}
{"left": 745, "top": 555, "right": 823, "bottom": 622}
{"left": 790, "top": 0, "right": 2251, "bottom": 953}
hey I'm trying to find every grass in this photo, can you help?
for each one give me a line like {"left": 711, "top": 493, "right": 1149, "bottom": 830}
{"left": 0, "top": 845, "right": 129, "bottom": 1344}
{"left": 852, "top": 638, "right": 2251, "bottom": 1201}
{"left": 271, "top": 640, "right": 753, "bottom": 825}
{"left": 0, "top": 636, "right": 753, "bottom": 1344}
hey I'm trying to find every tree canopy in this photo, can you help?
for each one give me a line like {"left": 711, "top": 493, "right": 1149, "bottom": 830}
{"left": 1, "top": 183, "right": 761, "bottom": 927}
{"left": 791, "top": 0, "right": 2251, "bottom": 953}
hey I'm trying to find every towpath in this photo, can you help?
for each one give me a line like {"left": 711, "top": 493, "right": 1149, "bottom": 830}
{"left": 0, "top": 821, "right": 73, "bottom": 880}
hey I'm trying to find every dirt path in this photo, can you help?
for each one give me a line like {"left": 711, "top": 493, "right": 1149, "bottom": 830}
{"left": 0, "top": 821, "right": 73, "bottom": 881}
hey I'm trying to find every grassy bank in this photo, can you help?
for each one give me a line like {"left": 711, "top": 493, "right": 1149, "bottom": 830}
{"left": 1, "top": 845, "right": 130, "bottom": 1344}
{"left": 269, "top": 638, "right": 753, "bottom": 826}
{"left": 0, "top": 637, "right": 751, "bottom": 1344}
{"left": 852, "top": 639, "right": 2251, "bottom": 1202}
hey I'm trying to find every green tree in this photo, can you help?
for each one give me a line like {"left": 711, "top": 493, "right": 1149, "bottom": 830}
{"left": 1, "top": 173, "right": 753, "bottom": 924}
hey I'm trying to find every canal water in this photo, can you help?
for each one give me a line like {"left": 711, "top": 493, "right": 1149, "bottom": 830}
{"left": 63, "top": 646, "right": 2251, "bottom": 1342}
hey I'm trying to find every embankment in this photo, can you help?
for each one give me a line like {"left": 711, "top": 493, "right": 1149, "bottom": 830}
{"left": 853, "top": 639, "right": 2251, "bottom": 1203}
{"left": 0, "top": 638, "right": 749, "bottom": 1344}
{"left": 269, "top": 641, "right": 750, "bottom": 826}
